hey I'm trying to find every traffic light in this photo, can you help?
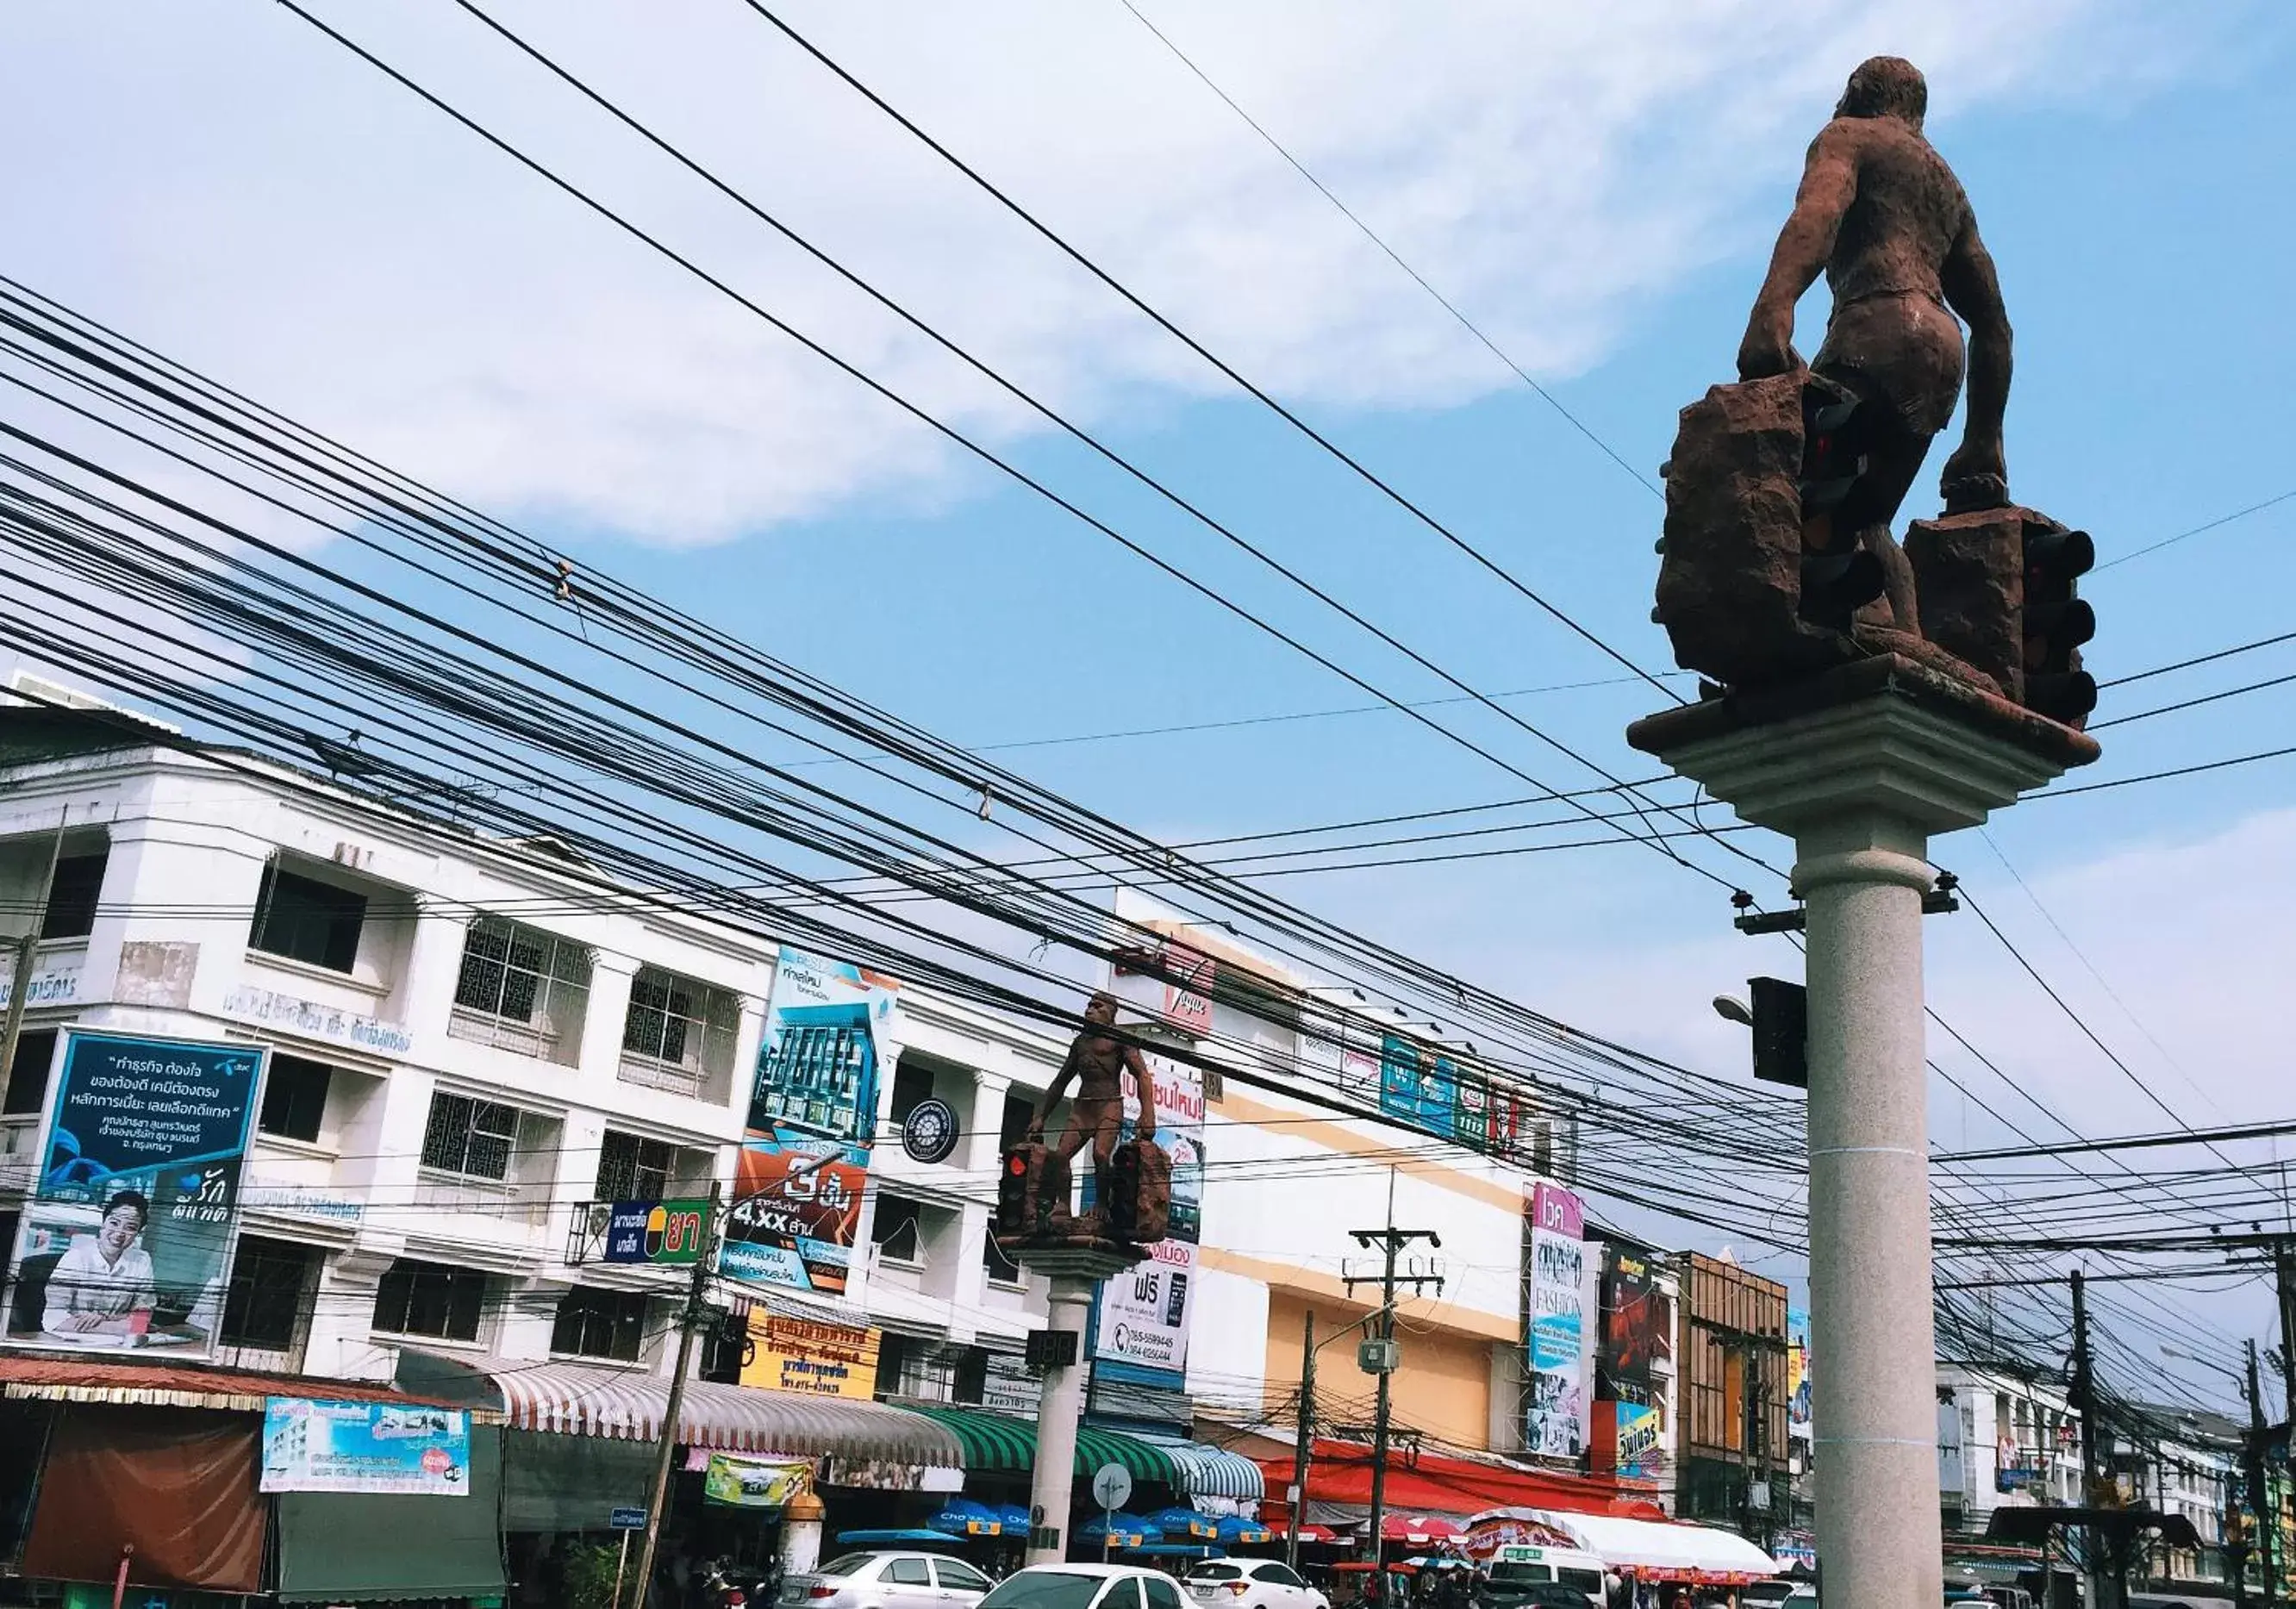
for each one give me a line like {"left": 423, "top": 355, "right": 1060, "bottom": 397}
{"left": 1798, "top": 384, "right": 1887, "bottom": 628}
{"left": 2021, "top": 519, "right": 2097, "bottom": 726}
{"left": 1749, "top": 977, "right": 1808, "bottom": 1089}
{"left": 996, "top": 1144, "right": 1037, "bottom": 1238}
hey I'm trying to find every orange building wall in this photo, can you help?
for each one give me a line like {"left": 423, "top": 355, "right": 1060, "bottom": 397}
{"left": 1262, "top": 1290, "right": 1498, "bottom": 1453}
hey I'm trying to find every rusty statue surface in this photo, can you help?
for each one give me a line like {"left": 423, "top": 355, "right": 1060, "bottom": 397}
{"left": 1651, "top": 57, "right": 2098, "bottom": 732}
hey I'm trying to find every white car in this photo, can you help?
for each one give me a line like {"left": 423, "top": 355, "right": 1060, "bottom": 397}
{"left": 978, "top": 1563, "right": 1193, "bottom": 1609}
{"left": 1182, "top": 1560, "right": 1331, "bottom": 1609}
{"left": 783, "top": 1551, "right": 998, "bottom": 1609}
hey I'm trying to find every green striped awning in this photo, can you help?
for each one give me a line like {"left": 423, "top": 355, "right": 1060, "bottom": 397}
{"left": 912, "top": 1407, "right": 1178, "bottom": 1487}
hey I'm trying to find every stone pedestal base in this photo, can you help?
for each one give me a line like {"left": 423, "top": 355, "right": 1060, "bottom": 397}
{"left": 1629, "top": 656, "right": 2096, "bottom": 1609}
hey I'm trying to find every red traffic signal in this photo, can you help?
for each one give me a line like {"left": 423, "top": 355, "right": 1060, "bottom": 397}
{"left": 2021, "top": 521, "right": 2097, "bottom": 726}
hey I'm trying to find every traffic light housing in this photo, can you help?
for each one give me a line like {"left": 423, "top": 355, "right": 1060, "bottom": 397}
{"left": 997, "top": 1142, "right": 1066, "bottom": 1238}
{"left": 2021, "top": 518, "right": 2097, "bottom": 726}
{"left": 1797, "top": 384, "right": 1887, "bottom": 629}
{"left": 1749, "top": 976, "right": 1808, "bottom": 1089}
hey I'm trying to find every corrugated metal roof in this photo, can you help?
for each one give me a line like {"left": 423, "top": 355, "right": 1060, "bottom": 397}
{"left": 0, "top": 1354, "right": 497, "bottom": 1418}
{"left": 497, "top": 1361, "right": 962, "bottom": 1465}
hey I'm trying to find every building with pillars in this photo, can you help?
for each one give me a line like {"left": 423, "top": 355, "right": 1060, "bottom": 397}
{"left": 0, "top": 702, "right": 1064, "bottom": 1400}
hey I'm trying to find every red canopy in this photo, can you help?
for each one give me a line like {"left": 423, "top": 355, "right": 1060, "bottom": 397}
{"left": 1268, "top": 1520, "right": 1342, "bottom": 1544}
{"left": 1257, "top": 1439, "right": 1663, "bottom": 1521}
{"left": 1382, "top": 1514, "right": 1465, "bottom": 1544}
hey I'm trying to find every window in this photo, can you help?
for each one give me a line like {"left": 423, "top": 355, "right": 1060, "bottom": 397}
{"left": 221, "top": 1237, "right": 317, "bottom": 1350}
{"left": 889, "top": 1058, "right": 935, "bottom": 1126}
{"left": 258, "top": 1056, "right": 331, "bottom": 1144}
{"left": 421, "top": 1091, "right": 518, "bottom": 1181}
{"left": 999, "top": 1089, "right": 1036, "bottom": 1151}
{"left": 620, "top": 965, "right": 740, "bottom": 1095}
{"left": 975, "top": 1575, "right": 1104, "bottom": 1609}
{"left": 551, "top": 1288, "right": 649, "bottom": 1362}
{"left": 935, "top": 1561, "right": 995, "bottom": 1594}
{"left": 250, "top": 864, "right": 366, "bottom": 973}
{"left": 1144, "top": 1581, "right": 1184, "bottom": 1609}
{"left": 1253, "top": 1566, "right": 1306, "bottom": 1590}
{"left": 953, "top": 1345, "right": 989, "bottom": 1405}
{"left": 40, "top": 850, "right": 106, "bottom": 940}
{"left": 372, "top": 1258, "right": 486, "bottom": 1341}
{"left": 982, "top": 1228, "right": 1022, "bottom": 1287}
{"left": 450, "top": 916, "right": 593, "bottom": 1062}
{"left": 1099, "top": 1584, "right": 1145, "bottom": 1609}
{"left": 887, "top": 1561, "right": 933, "bottom": 1588}
{"left": 3, "top": 1028, "right": 56, "bottom": 1117}
{"left": 596, "top": 1130, "right": 674, "bottom": 1202}
{"left": 872, "top": 1194, "right": 922, "bottom": 1263}
{"left": 701, "top": 1309, "right": 750, "bottom": 1385}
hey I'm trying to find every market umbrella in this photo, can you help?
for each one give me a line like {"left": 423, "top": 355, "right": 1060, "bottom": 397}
{"left": 1268, "top": 1520, "right": 1338, "bottom": 1544}
{"left": 1215, "top": 1516, "right": 1275, "bottom": 1545}
{"left": 1079, "top": 1514, "right": 1165, "bottom": 1549}
{"left": 929, "top": 1498, "right": 1005, "bottom": 1537}
{"left": 997, "top": 1505, "right": 1033, "bottom": 1535}
{"left": 1381, "top": 1515, "right": 1466, "bottom": 1545}
{"left": 1146, "top": 1508, "right": 1222, "bottom": 1541}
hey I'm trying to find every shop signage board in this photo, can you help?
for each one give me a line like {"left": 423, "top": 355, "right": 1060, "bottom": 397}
{"left": 899, "top": 1097, "right": 960, "bottom": 1165}
{"left": 602, "top": 1199, "right": 708, "bottom": 1266}
{"left": 982, "top": 1351, "right": 1039, "bottom": 1414}
{"left": 5, "top": 1028, "right": 266, "bottom": 1358}
{"left": 702, "top": 1453, "right": 811, "bottom": 1509}
{"left": 1525, "top": 1182, "right": 1590, "bottom": 1458}
{"left": 610, "top": 1507, "right": 647, "bottom": 1530}
{"left": 1378, "top": 1032, "right": 1456, "bottom": 1134}
{"left": 1089, "top": 1051, "right": 1204, "bottom": 1388}
{"left": 1613, "top": 1400, "right": 1663, "bottom": 1481}
{"left": 260, "top": 1399, "right": 471, "bottom": 1495}
{"left": 739, "top": 1311, "right": 882, "bottom": 1399}
{"left": 725, "top": 947, "right": 904, "bottom": 1297}
{"left": 1160, "top": 944, "right": 1215, "bottom": 1033}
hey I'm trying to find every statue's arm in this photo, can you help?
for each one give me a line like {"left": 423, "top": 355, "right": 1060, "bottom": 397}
{"left": 1034, "top": 1040, "right": 1082, "bottom": 1132}
{"left": 1941, "top": 211, "right": 2012, "bottom": 476}
{"left": 1738, "top": 123, "right": 1861, "bottom": 379}
{"left": 1123, "top": 1045, "right": 1158, "bottom": 1135}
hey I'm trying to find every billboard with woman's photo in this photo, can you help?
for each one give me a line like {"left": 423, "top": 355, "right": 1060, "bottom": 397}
{"left": 3, "top": 1028, "right": 265, "bottom": 1357}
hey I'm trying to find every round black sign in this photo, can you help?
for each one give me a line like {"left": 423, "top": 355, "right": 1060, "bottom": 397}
{"left": 901, "top": 1096, "right": 961, "bottom": 1165}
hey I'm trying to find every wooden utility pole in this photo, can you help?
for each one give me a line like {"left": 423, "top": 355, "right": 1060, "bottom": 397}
{"left": 627, "top": 1181, "right": 721, "bottom": 1609}
{"left": 1343, "top": 1188, "right": 1442, "bottom": 1569}
{"left": 1288, "top": 1311, "right": 1314, "bottom": 1568}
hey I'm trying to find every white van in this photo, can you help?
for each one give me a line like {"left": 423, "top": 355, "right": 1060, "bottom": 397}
{"left": 1482, "top": 1544, "right": 1609, "bottom": 1609}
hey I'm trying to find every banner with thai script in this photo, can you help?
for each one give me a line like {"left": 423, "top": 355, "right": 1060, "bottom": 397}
{"left": 1090, "top": 1052, "right": 1206, "bottom": 1388}
{"left": 4, "top": 1029, "right": 265, "bottom": 1359}
{"left": 725, "top": 947, "right": 903, "bottom": 1296}
{"left": 1788, "top": 1305, "right": 1812, "bottom": 1444}
{"left": 261, "top": 1399, "right": 471, "bottom": 1495}
{"left": 702, "top": 1453, "right": 810, "bottom": 1510}
{"left": 1525, "top": 1182, "right": 1588, "bottom": 1457}
{"left": 740, "top": 1311, "right": 881, "bottom": 1399}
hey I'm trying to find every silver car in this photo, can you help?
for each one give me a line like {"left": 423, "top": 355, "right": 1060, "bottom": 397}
{"left": 783, "top": 1552, "right": 998, "bottom": 1609}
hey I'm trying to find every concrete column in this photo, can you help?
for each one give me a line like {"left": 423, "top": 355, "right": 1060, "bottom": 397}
{"left": 1029, "top": 1273, "right": 1095, "bottom": 1566}
{"left": 1627, "top": 672, "right": 2095, "bottom": 1609}
{"left": 1798, "top": 817, "right": 1940, "bottom": 1609}
{"left": 781, "top": 1491, "right": 826, "bottom": 1576}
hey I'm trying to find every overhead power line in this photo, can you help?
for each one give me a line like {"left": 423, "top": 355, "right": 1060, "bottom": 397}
{"left": 2094, "top": 487, "right": 2296, "bottom": 572}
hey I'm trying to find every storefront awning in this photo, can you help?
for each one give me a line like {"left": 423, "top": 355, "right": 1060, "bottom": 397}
{"left": 1503, "top": 1509, "right": 1781, "bottom": 1581}
{"left": 913, "top": 1406, "right": 1180, "bottom": 1485}
{"left": 0, "top": 1354, "right": 492, "bottom": 1418}
{"left": 1140, "top": 1435, "right": 1266, "bottom": 1503}
{"left": 1259, "top": 1438, "right": 1660, "bottom": 1521}
{"left": 490, "top": 1360, "right": 963, "bottom": 1464}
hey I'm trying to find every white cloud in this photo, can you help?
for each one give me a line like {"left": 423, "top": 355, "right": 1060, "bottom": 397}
{"left": 0, "top": 0, "right": 2203, "bottom": 545}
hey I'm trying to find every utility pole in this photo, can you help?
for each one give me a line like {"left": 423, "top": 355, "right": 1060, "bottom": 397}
{"left": 1289, "top": 1311, "right": 1314, "bottom": 1569}
{"left": 1343, "top": 1186, "right": 1442, "bottom": 1570}
{"left": 628, "top": 1180, "right": 721, "bottom": 1609}
{"left": 2274, "top": 1238, "right": 2296, "bottom": 1430}
{"left": 2072, "top": 1270, "right": 2110, "bottom": 1609}
{"left": 2248, "top": 1340, "right": 2280, "bottom": 1609}
{"left": 0, "top": 808, "right": 68, "bottom": 1086}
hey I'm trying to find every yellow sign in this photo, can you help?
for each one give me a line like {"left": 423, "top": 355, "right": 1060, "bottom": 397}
{"left": 739, "top": 1312, "right": 881, "bottom": 1400}
{"left": 703, "top": 1453, "right": 810, "bottom": 1510}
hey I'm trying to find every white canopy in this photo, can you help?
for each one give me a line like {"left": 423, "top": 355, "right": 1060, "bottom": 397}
{"left": 1479, "top": 1509, "right": 1782, "bottom": 1580}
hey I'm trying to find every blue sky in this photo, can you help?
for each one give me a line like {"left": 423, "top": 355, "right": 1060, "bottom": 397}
{"left": 4, "top": 0, "right": 2293, "bottom": 1389}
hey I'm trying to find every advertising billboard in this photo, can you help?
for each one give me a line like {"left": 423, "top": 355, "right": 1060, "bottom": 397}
{"left": 3, "top": 1029, "right": 265, "bottom": 1358}
{"left": 702, "top": 1453, "right": 810, "bottom": 1510}
{"left": 1090, "top": 1052, "right": 1206, "bottom": 1387}
{"left": 261, "top": 1399, "right": 471, "bottom": 1496}
{"left": 1787, "top": 1305, "right": 1812, "bottom": 1445}
{"left": 723, "top": 948, "right": 902, "bottom": 1296}
{"left": 1379, "top": 1032, "right": 1457, "bottom": 1135}
{"left": 1525, "top": 1182, "right": 1589, "bottom": 1458}
{"left": 1614, "top": 1400, "right": 1664, "bottom": 1481}
{"left": 1599, "top": 1246, "right": 1674, "bottom": 1390}
{"left": 602, "top": 1200, "right": 708, "bottom": 1266}
{"left": 739, "top": 1311, "right": 882, "bottom": 1400}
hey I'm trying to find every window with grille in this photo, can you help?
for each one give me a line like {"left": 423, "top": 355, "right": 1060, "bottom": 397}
{"left": 3, "top": 1028, "right": 56, "bottom": 1118}
{"left": 40, "top": 850, "right": 106, "bottom": 940}
{"left": 620, "top": 966, "right": 739, "bottom": 1094}
{"left": 249, "top": 864, "right": 367, "bottom": 973}
{"left": 221, "top": 1236, "right": 318, "bottom": 1350}
{"left": 420, "top": 1091, "right": 519, "bottom": 1181}
{"left": 872, "top": 1194, "right": 923, "bottom": 1263}
{"left": 258, "top": 1056, "right": 331, "bottom": 1144}
{"left": 596, "top": 1130, "right": 676, "bottom": 1202}
{"left": 372, "top": 1259, "right": 486, "bottom": 1342}
{"left": 551, "top": 1288, "right": 649, "bottom": 1362}
{"left": 450, "top": 916, "right": 593, "bottom": 1063}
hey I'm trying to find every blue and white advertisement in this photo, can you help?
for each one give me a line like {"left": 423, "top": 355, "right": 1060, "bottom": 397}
{"left": 725, "top": 947, "right": 904, "bottom": 1296}
{"left": 262, "top": 1398, "right": 472, "bottom": 1495}
{"left": 1379, "top": 1032, "right": 1457, "bottom": 1135}
{"left": 4, "top": 1029, "right": 265, "bottom": 1359}
{"left": 1090, "top": 1052, "right": 1206, "bottom": 1388}
{"left": 1525, "top": 1183, "right": 1590, "bottom": 1457}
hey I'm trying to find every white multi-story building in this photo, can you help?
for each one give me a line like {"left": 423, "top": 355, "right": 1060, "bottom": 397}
{"left": 1937, "top": 1361, "right": 2088, "bottom": 1521}
{"left": 0, "top": 700, "right": 1062, "bottom": 1394}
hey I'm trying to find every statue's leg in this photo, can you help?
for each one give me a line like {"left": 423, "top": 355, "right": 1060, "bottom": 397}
{"left": 1836, "top": 423, "right": 1933, "bottom": 633}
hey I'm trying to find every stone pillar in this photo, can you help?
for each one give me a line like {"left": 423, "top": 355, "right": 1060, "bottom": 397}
{"left": 1629, "top": 659, "right": 2096, "bottom": 1609}
{"left": 781, "top": 1490, "right": 826, "bottom": 1577}
{"left": 1008, "top": 1245, "right": 1140, "bottom": 1566}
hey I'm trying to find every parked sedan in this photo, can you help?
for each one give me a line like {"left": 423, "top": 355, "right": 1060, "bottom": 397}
{"left": 1182, "top": 1560, "right": 1332, "bottom": 1609}
{"left": 783, "top": 1551, "right": 998, "bottom": 1609}
{"left": 979, "top": 1564, "right": 1191, "bottom": 1609}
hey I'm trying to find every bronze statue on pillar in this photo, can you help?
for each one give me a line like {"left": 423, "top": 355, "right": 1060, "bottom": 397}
{"left": 1653, "top": 56, "right": 2098, "bottom": 730}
